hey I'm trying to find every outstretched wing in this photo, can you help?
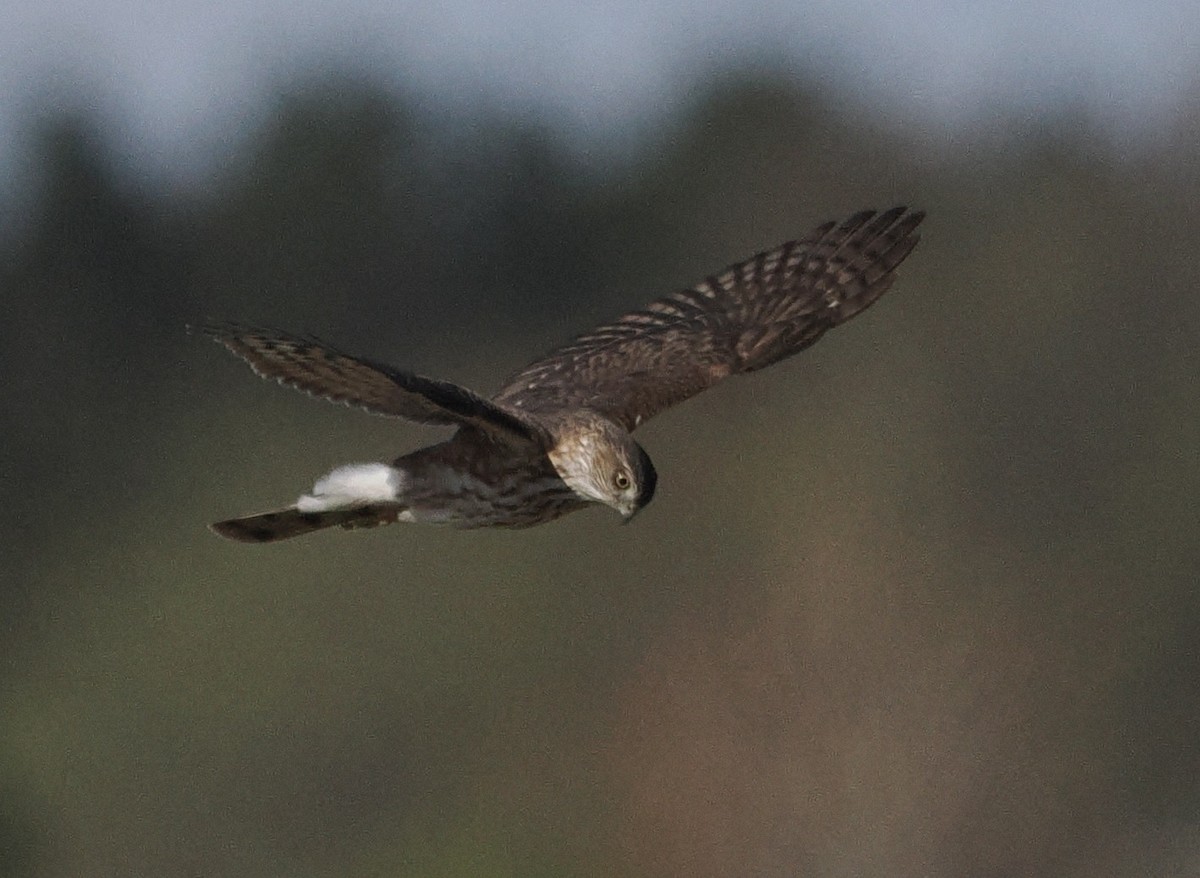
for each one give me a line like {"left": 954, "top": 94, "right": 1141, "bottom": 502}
{"left": 204, "top": 324, "right": 545, "bottom": 445}
{"left": 494, "top": 207, "right": 923, "bottom": 431}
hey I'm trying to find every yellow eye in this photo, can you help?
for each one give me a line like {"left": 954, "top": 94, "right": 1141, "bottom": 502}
{"left": 614, "top": 472, "right": 631, "bottom": 491}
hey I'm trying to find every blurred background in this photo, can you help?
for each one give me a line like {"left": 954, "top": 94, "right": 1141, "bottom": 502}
{"left": 3, "top": 1, "right": 1200, "bottom": 875}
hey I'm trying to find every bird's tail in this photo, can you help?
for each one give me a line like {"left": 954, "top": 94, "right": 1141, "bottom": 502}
{"left": 211, "top": 504, "right": 405, "bottom": 543}
{"left": 211, "top": 462, "right": 407, "bottom": 543}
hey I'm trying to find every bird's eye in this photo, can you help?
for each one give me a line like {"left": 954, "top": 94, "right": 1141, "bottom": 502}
{"left": 614, "top": 472, "right": 631, "bottom": 491}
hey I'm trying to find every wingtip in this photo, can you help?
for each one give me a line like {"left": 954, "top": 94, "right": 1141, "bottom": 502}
{"left": 826, "top": 206, "right": 924, "bottom": 242}
{"left": 880, "top": 205, "right": 925, "bottom": 230}
{"left": 197, "top": 319, "right": 255, "bottom": 343}
{"left": 188, "top": 320, "right": 251, "bottom": 354}
{"left": 893, "top": 207, "right": 926, "bottom": 244}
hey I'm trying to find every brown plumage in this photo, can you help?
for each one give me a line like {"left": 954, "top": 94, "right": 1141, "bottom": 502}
{"left": 206, "top": 206, "right": 923, "bottom": 542}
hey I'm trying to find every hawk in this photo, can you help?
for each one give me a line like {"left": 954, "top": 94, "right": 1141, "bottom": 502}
{"left": 207, "top": 206, "right": 923, "bottom": 542}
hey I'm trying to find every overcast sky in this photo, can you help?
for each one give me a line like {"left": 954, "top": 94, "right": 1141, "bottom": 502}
{"left": 3, "top": 0, "right": 1200, "bottom": 178}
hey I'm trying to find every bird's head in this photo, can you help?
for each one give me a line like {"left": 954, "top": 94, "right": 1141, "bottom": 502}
{"left": 548, "top": 415, "right": 657, "bottom": 521}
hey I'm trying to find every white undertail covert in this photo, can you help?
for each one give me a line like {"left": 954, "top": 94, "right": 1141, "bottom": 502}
{"left": 296, "top": 463, "right": 404, "bottom": 512}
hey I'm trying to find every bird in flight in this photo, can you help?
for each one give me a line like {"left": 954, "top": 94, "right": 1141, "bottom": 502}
{"left": 206, "top": 206, "right": 923, "bottom": 542}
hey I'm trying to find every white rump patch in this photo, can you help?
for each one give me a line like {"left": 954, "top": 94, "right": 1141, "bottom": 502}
{"left": 296, "top": 463, "right": 403, "bottom": 512}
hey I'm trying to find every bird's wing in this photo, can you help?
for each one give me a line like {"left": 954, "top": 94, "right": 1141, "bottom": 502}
{"left": 204, "top": 324, "right": 546, "bottom": 445}
{"left": 494, "top": 207, "right": 923, "bottom": 431}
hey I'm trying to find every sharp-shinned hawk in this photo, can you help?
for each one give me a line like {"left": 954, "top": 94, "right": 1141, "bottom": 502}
{"left": 206, "top": 206, "right": 923, "bottom": 542}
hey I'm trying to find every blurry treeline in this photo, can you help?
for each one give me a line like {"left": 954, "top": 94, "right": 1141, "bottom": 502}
{"left": 3, "top": 70, "right": 1199, "bottom": 877}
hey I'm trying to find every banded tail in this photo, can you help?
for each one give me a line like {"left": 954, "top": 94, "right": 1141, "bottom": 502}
{"left": 211, "top": 462, "right": 406, "bottom": 543}
{"left": 211, "top": 504, "right": 404, "bottom": 543}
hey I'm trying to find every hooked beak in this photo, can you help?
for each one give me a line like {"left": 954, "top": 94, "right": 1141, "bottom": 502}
{"left": 619, "top": 503, "right": 640, "bottom": 524}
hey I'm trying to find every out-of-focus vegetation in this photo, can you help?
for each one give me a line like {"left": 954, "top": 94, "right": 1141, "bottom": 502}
{"left": 3, "top": 69, "right": 1199, "bottom": 877}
